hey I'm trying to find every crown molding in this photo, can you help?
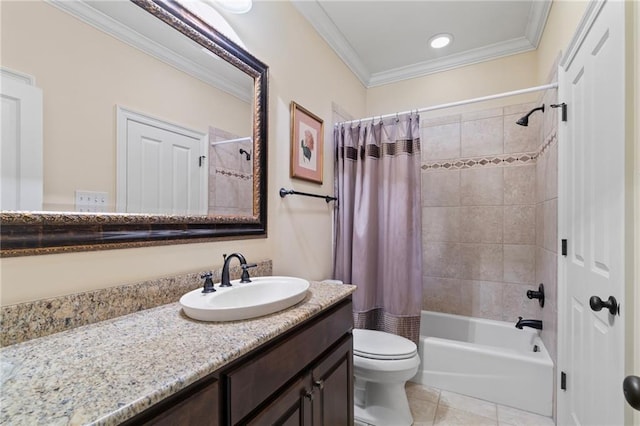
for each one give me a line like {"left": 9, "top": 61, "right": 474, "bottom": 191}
{"left": 46, "top": 0, "right": 252, "bottom": 102}
{"left": 368, "top": 37, "right": 535, "bottom": 87}
{"left": 294, "top": 0, "right": 551, "bottom": 88}
{"left": 291, "top": 0, "right": 370, "bottom": 87}
{"left": 525, "top": 0, "right": 552, "bottom": 48}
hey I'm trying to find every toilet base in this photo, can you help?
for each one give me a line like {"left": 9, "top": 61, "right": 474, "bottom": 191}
{"left": 354, "top": 380, "right": 413, "bottom": 426}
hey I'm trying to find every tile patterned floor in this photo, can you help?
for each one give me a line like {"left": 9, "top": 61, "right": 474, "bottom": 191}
{"left": 406, "top": 382, "right": 556, "bottom": 426}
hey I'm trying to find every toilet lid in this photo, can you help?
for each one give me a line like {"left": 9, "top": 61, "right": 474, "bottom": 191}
{"left": 352, "top": 329, "right": 417, "bottom": 360}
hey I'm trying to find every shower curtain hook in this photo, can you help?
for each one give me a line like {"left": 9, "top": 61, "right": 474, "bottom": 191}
{"left": 395, "top": 112, "right": 399, "bottom": 123}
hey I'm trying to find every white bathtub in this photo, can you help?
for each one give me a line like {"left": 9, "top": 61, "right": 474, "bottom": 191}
{"left": 411, "top": 310, "right": 553, "bottom": 416}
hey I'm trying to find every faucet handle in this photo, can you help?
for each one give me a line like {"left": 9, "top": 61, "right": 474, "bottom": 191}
{"left": 240, "top": 263, "right": 258, "bottom": 283}
{"left": 526, "top": 283, "right": 545, "bottom": 307}
{"left": 200, "top": 271, "right": 215, "bottom": 293}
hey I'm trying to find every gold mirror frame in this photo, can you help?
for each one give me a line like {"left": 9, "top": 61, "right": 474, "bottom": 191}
{"left": 0, "top": 0, "right": 268, "bottom": 257}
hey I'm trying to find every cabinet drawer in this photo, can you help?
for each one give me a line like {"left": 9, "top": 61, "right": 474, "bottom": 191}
{"left": 125, "top": 377, "right": 219, "bottom": 426}
{"left": 225, "top": 300, "right": 352, "bottom": 424}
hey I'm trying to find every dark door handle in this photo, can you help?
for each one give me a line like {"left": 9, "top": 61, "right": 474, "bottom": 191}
{"left": 623, "top": 376, "right": 640, "bottom": 411}
{"left": 589, "top": 295, "right": 619, "bottom": 315}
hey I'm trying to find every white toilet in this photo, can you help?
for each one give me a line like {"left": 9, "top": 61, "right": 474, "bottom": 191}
{"left": 353, "top": 328, "right": 420, "bottom": 426}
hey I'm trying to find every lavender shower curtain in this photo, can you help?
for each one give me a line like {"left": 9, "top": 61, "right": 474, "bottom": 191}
{"left": 333, "top": 112, "right": 422, "bottom": 343}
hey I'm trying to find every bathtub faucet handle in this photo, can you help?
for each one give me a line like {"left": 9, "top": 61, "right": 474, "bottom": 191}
{"left": 526, "top": 283, "right": 545, "bottom": 307}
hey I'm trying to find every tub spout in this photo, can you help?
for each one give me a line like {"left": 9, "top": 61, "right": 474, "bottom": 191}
{"left": 515, "top": 317, "right": 543, "bottom": 330}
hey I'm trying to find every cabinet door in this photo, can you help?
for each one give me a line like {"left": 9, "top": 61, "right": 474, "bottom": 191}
{"left": 245, "top": 374, "right": 312, "bottom": 426}
{"left": 132, "top": 378, "right": 219, "bottom": 426}
{"left": 311, "top": 335, "right": 353, "bottom": 426}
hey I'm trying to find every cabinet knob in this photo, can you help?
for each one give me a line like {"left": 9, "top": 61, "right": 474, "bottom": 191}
{"left": 313, "top": 380, "right": 324, "bottom": 390}
{"left": 304, "top": 390, "right": 314, "bottom": 401}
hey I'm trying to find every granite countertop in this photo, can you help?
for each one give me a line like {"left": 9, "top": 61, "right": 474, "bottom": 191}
{"left": 0, "top": 281, "right": 356, "bottom": 425}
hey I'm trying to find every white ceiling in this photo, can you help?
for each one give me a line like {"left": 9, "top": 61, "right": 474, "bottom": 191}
{"left": 292, "top": 0, "right": 552, "bottom": 88}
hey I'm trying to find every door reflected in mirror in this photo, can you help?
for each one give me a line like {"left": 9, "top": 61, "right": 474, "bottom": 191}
{"left": 1, "top": 0, "right": 254, "bottom": 217}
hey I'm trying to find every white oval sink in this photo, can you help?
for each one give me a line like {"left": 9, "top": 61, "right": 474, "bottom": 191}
{"left": 180, "top": 276, "right": 310, "bottom": 322}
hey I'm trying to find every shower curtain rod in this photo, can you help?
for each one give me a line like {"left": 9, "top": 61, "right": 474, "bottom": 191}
{"left": 336, "top": 82, "right": 558, "bottom": 126}
{"left": 211, "top": 136, "right": 252, "bottom": 146}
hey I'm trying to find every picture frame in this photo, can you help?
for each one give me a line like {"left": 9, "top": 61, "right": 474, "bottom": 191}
{"left": 290, "top": 101, "right": 324, "bottom": 184}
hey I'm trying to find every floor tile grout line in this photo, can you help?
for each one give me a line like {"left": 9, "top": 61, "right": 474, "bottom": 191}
{"left": 407, "top": 383, "right": 554, "bottom": 426}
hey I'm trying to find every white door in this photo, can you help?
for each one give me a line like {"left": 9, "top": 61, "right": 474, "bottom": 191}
{"left": 116, "top": 107, "right": 207, "bottom": 215}
{"left": 0, "top": 71, "right": 43, "bottom": 211}
{"left": 557, "top": 1, "right": 626, "bottom": 425}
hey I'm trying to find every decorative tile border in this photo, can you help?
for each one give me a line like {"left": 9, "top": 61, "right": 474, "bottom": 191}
{"left": 422, "top": 130, "right": 558, "bottom": 171}
{"left": 422, "top": 152, "right": 537, "bottom": 171}
{"left": 538, "top": 131, "right": 557, "bottom": 158}
{"left": 0, "top": 260, "right": 273, "bottom": 347}
{"left": 216, "top": 167, "right": 252, "bottom": 180}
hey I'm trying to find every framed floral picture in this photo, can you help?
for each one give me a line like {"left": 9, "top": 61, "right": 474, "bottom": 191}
{"left": 290, "top": 101, "right": 323, "bottom": 184}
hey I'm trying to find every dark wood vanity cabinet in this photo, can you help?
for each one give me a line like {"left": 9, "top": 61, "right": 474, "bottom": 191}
{"left": 243, "top": 335, "right": 353, "bottom": 425}
{"left": 225, "top": 299, "right": 353, "bottom": 425}
{"left": 126, "top": 298, "right": 353, "bottom": 426}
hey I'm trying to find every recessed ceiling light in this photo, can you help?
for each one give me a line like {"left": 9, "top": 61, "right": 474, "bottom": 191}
{"left": 429, "top": 33, "right": 452, "bottom": 49}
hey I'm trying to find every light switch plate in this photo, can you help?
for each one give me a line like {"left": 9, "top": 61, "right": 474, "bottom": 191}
{"left": 75, "top": 190, "right": 108, "bottom": 212}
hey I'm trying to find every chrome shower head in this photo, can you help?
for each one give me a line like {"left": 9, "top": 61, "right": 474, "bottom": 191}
{"left": 516, "top": 105, "right": 545, "bottom": 127}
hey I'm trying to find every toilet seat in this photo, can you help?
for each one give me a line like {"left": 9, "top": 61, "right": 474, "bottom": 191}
{"left": 353, "top": 329, "right": 417, "bottom": 360}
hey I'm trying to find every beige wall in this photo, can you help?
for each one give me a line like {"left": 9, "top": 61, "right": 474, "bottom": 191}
{"left": 1, "top": 1, "right": 251, "bottom": 211}
{"left": 0, "top": 0, "right": 366, "bottom": 305}
{"left": 221, "top": 0, "right": 367, "bottom": 282}
{"left": 536, "top": 1, "right": 589, "bottom": 83}
{"left": 366, "top": 51, "right": 540, "bottom": 118}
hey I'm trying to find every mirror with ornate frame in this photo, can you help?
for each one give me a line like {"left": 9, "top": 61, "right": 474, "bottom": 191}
{"left": 0, "top": 0, "right": 268, "bottom": 257}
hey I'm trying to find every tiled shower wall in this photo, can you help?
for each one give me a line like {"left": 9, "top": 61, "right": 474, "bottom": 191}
{"left": 421, "top": 102, "right": 549, "bottom": 326}
{"left": 209, "top": 127, "right": 253, "bottom": 216}
{"left": 536, "top": 84, "right": 559, "bottom": 365}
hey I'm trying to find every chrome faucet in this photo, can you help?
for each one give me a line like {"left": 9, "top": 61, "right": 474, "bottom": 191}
{"left": 515, "top": 317, "right": 543, "bottom": 330}
{"left": 220, "top": 253, "right": 257, "bottom": 287}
